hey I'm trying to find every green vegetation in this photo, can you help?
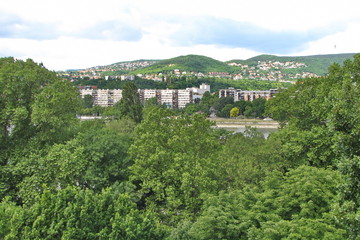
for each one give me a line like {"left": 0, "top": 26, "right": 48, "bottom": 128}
{"left": 1, "top": 55, "right": 359, "bottom": 239}
{"left": 182, "top": 93, "right": 267, "bottom": 118}
{"left": 66, "top": 53, "right": 357, "bottom": 77}
{"left": 132, "top": 54, "right": 235, "bottom": 75}
{"left": 114, "top": 82, "right": 143, "bottom": 123}
{"left": 229, "top": 53, "right": 357, "bottom": 75}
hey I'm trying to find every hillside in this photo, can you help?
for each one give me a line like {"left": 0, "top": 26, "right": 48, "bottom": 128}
{"left": 228, "top": 53, "right": 357, "bottom": 75}
{"left": 61, "top": 53, "right": 359, "bottom": 82}
{"left": 131, "top": 54, "right": 235, "bottom": 74}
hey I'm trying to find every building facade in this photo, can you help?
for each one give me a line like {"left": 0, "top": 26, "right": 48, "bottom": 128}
{"left": 219, "top": 88, "right": 278, "bottom": 101}
{"left": 79, "top": 87, "right": 195, "bottom": 109}
{"left": 79, "top": 88, "right": 123, "bottom": 107}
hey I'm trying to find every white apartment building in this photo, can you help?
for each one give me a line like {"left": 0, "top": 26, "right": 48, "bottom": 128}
{"left": 79, "top": 83, "right": 213, "bottom": 109}
{"left": 186, "top": 83, "right": 210, "bottom": 95}
{"left": 142, "top": 89, "right": 157, "bottom": 102}
{"left": 177, "top": 89, "right": 193, "bottom": 109}
{"left": 79, "top": 88, "right": 195, "bottom": 109}
{"left": 159, "top": 89, "right": 177, "bottom": 108}
{"left": 79, "top": 88, "right": 122, "bottom": 107}
{"left": 219, "top": 88, "right": 278, "bottom": 102}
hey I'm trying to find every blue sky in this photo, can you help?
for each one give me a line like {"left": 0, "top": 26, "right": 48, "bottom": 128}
{"left": 0, "top": 0, "right": 359, "bottom": 70}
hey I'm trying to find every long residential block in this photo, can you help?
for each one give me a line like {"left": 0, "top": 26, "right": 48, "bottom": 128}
{"left": 219, "top": 88, "right": 278, "bottom": 101}
{"left": 79, "top": 88, "right": 194, "bottom": 108}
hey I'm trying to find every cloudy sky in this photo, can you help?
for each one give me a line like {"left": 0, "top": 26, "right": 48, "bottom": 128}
{"left": 1, "top": 0, "right": 359, "bottom": 70}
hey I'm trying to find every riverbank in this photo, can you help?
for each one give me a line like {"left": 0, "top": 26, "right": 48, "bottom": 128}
{"left": 208, "top": 117, "right": 280, "bottom": 129}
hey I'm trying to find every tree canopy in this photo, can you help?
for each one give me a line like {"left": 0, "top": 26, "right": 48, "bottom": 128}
{"left": 114, "top": 82, "right": 143, "bottom": 123}
{"left": 0, "top": 55, "right": 359, "bottom": 239}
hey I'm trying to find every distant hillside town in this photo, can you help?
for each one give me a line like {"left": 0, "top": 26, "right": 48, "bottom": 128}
{"left": 227, "top": 60, "right": 318, "bottom": 81}
{"left": 62, "top": 59, "right": 316, "bottom": 83}
{"left": 58, "top": 53, "right": 356, "bottom": 84}
{"left": 79, "top": 84, "right": 278, "bottom": 109}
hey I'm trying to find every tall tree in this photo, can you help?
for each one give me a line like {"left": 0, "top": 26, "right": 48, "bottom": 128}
{"left": 129, "top": 108, "right": 221, "bottom": 223}
{"left": 0, "top": 186, "right": 164, "bottom": 239}
{"left": 0, "top": 58, "right": 58, "bottom": 149}
{"left": 186, "top": 166, "right": 345, "bottom": 240}
{"left": 115, "top": 82, "right": 143, "bottom": 123}
{"left": 266, "top": 54, "right": 360, "bottom": 238}
{"left": 82, "top": 94, "right": 94, "bottom": 108}
{"left": 328, "top": 55, "right": 360, "bottom": 239}
{"left": 0, "top": 58, "right": 81, "bottom": 202}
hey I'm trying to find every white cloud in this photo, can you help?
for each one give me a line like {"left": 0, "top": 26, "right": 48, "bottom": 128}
{"left": 0, "top": 0, "right": 359, "bottom": 70}
{"left": 295, "top": 22, "right": 360, "bottom": 56}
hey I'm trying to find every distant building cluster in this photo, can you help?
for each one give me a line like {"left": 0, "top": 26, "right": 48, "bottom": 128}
{"left": 79, "top": 83, "right": 211, "bottom": 109}
{"left": 58, "top": 58, "right": 320, "bottom": 83}
{"left": 227, "top": 60, "right": 318, "bottom": 81}
{"left": 219, "top": 88, "right": 278, "bottom": 101}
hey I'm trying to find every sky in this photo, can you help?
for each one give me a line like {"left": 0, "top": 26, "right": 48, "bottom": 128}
{"left": 0, "top": 0, "right": 359, "bottom": 70}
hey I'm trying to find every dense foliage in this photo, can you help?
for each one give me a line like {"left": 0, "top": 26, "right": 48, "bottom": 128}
{"left": 114, "top": 82, "right": 143, "bottom": 123}
{"left": 1, "top": 55, "right": 359, "bottom": 239}
{"left": 182, "top": 93, "right": 267, "bottom": 118}
{"left": 132, "top": 55, "right": 235, "bottom": 75}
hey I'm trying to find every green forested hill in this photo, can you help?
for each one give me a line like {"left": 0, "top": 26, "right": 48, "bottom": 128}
{"left": 129, "top": 53, "right": 357, "bottom": 76}
{"left": 131, "top": 54, "right": 235, "bottom": 74}
{"left": 70, "top": 53, "right": 358, "bottom": 77}
{"left": 228, "top": 53, "right": 357, "bottom": 75}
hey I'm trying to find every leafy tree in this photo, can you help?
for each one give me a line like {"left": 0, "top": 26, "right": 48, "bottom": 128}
{"left": 115, "top": 82, "right": 143, "bottom": 123}
{"left": 230, "top": 107, "right": 240, "bottom": 118}
{"left": 265, "top": 54, "right": 360, "bottom": 238}
{"left": 82, "top": 94, "right": 94, "bottom": 108}
{"left": 105, "top": 118, "right": 136, "bottom": 135}
{"left": 187, "top": 166, "right": 345, "bottom": 240}
{"left": 16, "top": 119, "right": 135, "bottom": 203}
{"left": 265, "top": 76, "right": 339, "bottom": 167}
{"left": 243, "top": 104, "right": 255, "bottom": 118}
{"left": 144, "top": 97, "right": 159, "bottom": 107}
{"left": 31, "top": 79, "right": 81, "bottom": 143}
{"left": 217, "top": 103, "right": 233, "bottom": 118}
{"left": 213, "top": 96, "right": 234, "bottom": 116}
{"left": 327, "top": 55, "right": 360, "bottom": 239}
{"left": 182, "top": 103, "right": 201, "bottom": 115}
{"left": 0, "top": 58, "right": 81, "bottom": 202}
{"left": 129, "top": 108, "right": 221, "bottom": 223}
{"left": 1, "top": 186, "right": 165, "bottom": 239}
{"left": 234, "top": 100, "right": 249, "bottom": 115}
{"left": 217, "top": 129, "right": 286, "bottom": 189}
{"left": 251, "top": 98, "right": 266, "bottom": 118}
{"left": 0, "top": 58, "right": 79, "bottom": 149}
{"left": 76, "top": 126, "right": 134, "bottom": 191}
